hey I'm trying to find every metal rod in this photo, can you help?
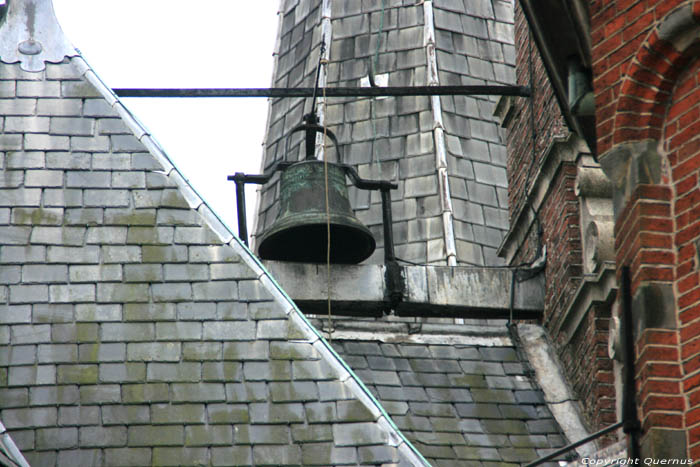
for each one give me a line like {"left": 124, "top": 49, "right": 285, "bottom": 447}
{"left": 113, "top": 85, "right": 531, "bottom": 98}
{"left": 621, "top": 266, "right": 642, "bottom": 461}
{"left": 380, "top": 188, "right": 395, "bottom": 263}
{"left": 233, "top": 175, "right": 248, "bottom": 246}
{"left": 523, "top": 421, "right": 625, "bottom": 467}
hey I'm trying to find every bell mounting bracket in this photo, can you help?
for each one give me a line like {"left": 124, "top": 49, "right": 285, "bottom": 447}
{"left": 227, "top": 123, "right": 404, "bottom": 310}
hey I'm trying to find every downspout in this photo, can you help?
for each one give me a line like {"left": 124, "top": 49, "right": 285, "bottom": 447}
{"left": 423, "top": 0, "right": 458, "bottom": 266}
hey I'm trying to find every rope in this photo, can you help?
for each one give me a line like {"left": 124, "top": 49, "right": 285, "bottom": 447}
{"left": 321, "top": 54, "right": 333, "bottom": 341}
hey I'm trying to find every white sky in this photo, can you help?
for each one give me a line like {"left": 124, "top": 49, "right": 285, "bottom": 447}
{"left": 53, "top": 0, "right": 280, "bottom": 235}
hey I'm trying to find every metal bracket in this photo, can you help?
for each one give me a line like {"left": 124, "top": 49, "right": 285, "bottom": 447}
{"left": 228, "top": 162, "right": 404, "bottom": 311}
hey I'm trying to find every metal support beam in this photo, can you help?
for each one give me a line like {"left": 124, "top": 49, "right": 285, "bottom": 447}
{"left": 113, "top": 85, "right": 531, "bottom": 98}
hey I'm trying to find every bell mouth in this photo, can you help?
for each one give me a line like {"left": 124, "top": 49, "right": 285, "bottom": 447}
{"left": 257, "top": 217, "right": 376, "bottom": 264}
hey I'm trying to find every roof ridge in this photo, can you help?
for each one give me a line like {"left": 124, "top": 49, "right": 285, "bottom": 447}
{"left": 71, "top": 53, "right": 432, "bottom": 467}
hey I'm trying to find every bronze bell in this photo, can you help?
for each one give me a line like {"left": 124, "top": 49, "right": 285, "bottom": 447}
{"left": 257, "top": 159, "right": 375, "bottom": 264}
{"left": 257, "top": 115, "right": 375, "bottom": 264}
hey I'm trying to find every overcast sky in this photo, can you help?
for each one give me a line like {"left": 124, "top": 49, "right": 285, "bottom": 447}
{"left": 53, "top": 0, "right": 280, "bottom": 233}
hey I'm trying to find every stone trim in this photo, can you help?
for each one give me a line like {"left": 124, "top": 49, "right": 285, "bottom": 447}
{"left": 518, "top": 324, "right": 597, "bottom": 458}
{"left": 553, "top": 264, "right": 617, "bottom": 344}
{"left": 498, "top": 133, "right": 589, "bottom": 264}
{"left": 598, "top": 139, "right": 664, "bottom": 220}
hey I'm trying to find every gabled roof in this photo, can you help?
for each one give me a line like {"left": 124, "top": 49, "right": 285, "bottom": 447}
{"left": 0, "top": 1, "right": 431, "bottom": 464}
{"left": 0, "top": 2, "right": 586, "bottom": 466}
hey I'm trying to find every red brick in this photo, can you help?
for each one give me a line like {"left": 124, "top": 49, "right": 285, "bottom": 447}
{"left": 684, "top": 370, "right": 700, "bottom": 392}
{"left": 685, "top": 354, "right": 700, "bottom": 375}
{"left": 641, "top": 362, "right": 683, "bottom": 379}
{"left": 674, "top": 173, "right": 698, "bottom": 196}
{"left": 638, "top": 346, "right": 680, "bottom": 369}
{"left": 638, "top": 329, "right": 679, "bottom": 347}
{"left": 675, "top": 183, "right": 700, "bottom": 208}
{"left": 681, "top": 303, "right": 700, "bottom": 325}
{"left": 690, "top": 424, "right": 700, "bottom": 446}
{"left": 680, "top": 286, "right": 700, "bottom": 311}
{"left": 644, "top": 411, "right": 684, "bottom": 430}
{"left": 642, "top": 394, "right": 685, "bottom": 412}
{"left": 682, "top": 320, "right": 700, "bottom": 344}
{"left": 679, "top": 274, "right": 700, "bottom": 295}
{"left": 677, "top": 219, "right": 700, "bottom": 246}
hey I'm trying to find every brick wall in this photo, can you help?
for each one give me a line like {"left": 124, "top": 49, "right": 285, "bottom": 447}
{"left": 665, "top": 53, "right": 700, "bottom": 460}
{"left": 506, "top": 2, "right": 568, "bottom": 225}
{"left": 592, "top": 0, "right": 700, "bottom": 458}
{"left": 504, "top": 2, "right": 613, "bottom": 435}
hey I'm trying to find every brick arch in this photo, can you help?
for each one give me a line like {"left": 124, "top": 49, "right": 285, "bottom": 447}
{"left": 663, "top": 50, "right": 700, "bottom": 461}
{"left": 611, "top": 2, "right": 700, "bottom": 147}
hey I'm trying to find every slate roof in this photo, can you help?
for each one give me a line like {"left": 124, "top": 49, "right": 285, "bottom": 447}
{"left": 0, "top": 5, "right": 430, "bottom": 463}
{"left": 255, "top": 0, "right": 515, "bottom": 266}
{"left": 315, "top": 320, "right": 570, "bottom": 466}
{"left": 0, "top": 2, "right": 576, "bottom": 467}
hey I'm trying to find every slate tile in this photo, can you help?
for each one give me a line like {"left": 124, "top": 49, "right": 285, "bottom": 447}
{"left": 430, "top": 416, "right": 462, "bottom": 433}
{"left": 409, "top": 401, "right": 457, "bottom": 418}
{"left": 460, "top": 360, "right": 506, "bottom": 375}
{"left": 499, "top": 447, "right": 538, "bottom": 463}
{"left": 398, "top": 344, "right": 431, "bottom": 358}
{"left": 393, "top": 414, "right": 433, "bottom": 432}
{"left": 332, "top": 422, "right": 385, "bottom": 447}
{"left": 269, "top": 381, "right": 318, "bottom": 402}
{"left": 465, "top": 433, "right": 509, "bottom": 447}
{"left": 344, "top": 341, "right": 383, "bottom": 356}
{"left": 426, "top": 386, "right": 472, "bottom": 403}
{"left": 378, "top": 385, "right": 429, "bottom": 402}
{"left": 291, "top": 424, "right": 333, "bottom": 443}
{"left": 337, "top": 399, "right": 376, "bottom": 422}
{"left": 479, "top": 347, "right": 518, "bottom": 362}
{"left": 482, "top": 419, "right": 528, "bottom": 435}
{"left": 455, "top": 402, "right": 502, "bottom": 419}
{"left": 509, "top": 434, "right": 550, "bottom": 448}
{"left": 252, "top": 445, "right": 301, "bottom": 466}
{"left": 366, "top": 355, "right": 397, "bottom": 371}
{"left": 358, "top": 444, "right": 400, "bottom": 464}
{"left": 453, "top": 445, "right": 501, "bottom": 461}
{"left": 412, "top": 442, "right": 458, "bottom": 460}
{"left": 448, "top": 373, "right": 488, "bottom": 388}
{"left": 526, "top": 419, "right": 561, "bottom": 435}
{"left": 499, "top": 404, "right": 539, "bottom": 420}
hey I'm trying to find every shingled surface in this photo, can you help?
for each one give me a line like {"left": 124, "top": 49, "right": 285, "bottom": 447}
{"left": 0, "top": 57, "right": 429, "bottom": 466}
{"left": 255, "top": 0, "right": 514, "bottom": 266}
{"left": 329, "top": 326, "right": 569, "bottom": 466}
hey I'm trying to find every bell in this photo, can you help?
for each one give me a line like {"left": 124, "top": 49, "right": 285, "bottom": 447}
{"left": 257, "top": 160, "right": 375, "bottom": 264}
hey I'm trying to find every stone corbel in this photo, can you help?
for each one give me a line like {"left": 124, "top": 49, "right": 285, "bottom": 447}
{"left": 575, "top": 156, "right": 614, "bottom": 274}
{"left": 598, "top": 140, "right": 663, "bottom": 219}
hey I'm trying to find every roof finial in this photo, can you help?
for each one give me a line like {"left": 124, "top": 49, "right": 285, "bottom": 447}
{"left": 0, "top": 0, "right": 77, "bottom": 71}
